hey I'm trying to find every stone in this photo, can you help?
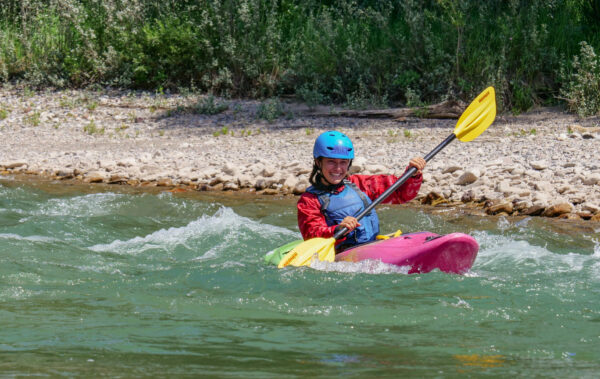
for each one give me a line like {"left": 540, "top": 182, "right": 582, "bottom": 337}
{"left": 542, "top": 203, "right": 573, "bottom": 217}
{"left": 421, "top": 191, "right": 447, "bottom": 206}
{"left": 223, "top": 181, "right": 239, "bottom": 190}
{"left": 582, "top": 203, "right": 600, "bottom": 213}
{"left": 582, "top": 173, "right": 600, "bottom": 185}
{"left": 522, "top": 205, "right": 546, "bottom": 216}
{"left": 283, "top": 175, "right": 300, "bottom": 190}
{"left": 534, "top": 181, "right": 554, "bottom": 193}
{"left": 457, "top": 169, "right": 479, "bottom": 185}
{"left": 442, "top": 165, "right": 462, "bottom": 174}
{"left": 486, "top": 201, "right": 513, "bottom": 215}
{"left": 222, "top": 163, "right": 239, "bottom": 176}
{"left": 558, "top": 213, "right": 580, "bottom": 220}
{"left": 108, "top": 174, "right": 128, "bottom": 184}
{"left": 293, "top": 180, "right": 309, "bottom": 195}
{"left": 0, "top": 161, "right": 27, "bottom": 169}
{"left": 117, "top": 158, "right": 136, "bottom": 167}
{"left": 364, "top": 164, "right": 388, "bottom": 174}
{"left": 531, "top": 160, "right": 549, "bottom": 170}
{"left": 576, "top": 211, "right": 593, "bottom": 220}
{"left": 461, "top": 191, "right": 474, "bottom": 203}
{"left": 156, "top": 178, "right": 173, "bottom": 187}
{"left": 349, "top": 156, "right": 367, "bottom": 174}
{"left": 84, "top": 171, "right": 107, "bottom": 183}
{"left": 260, "top": 167, "right": 275, "bottom": 177}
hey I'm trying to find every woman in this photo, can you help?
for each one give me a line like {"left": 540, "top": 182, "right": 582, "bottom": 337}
{"left": 297, "top": 131, "right": 426, "bottom": 252}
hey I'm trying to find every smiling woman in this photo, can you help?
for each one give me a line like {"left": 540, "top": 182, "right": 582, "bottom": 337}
{"left": 297, "top": 130, "right": 426, "bottom": 253}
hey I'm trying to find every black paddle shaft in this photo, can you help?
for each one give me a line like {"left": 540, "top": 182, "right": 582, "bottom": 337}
{"left": 333, "top": 133, "right": 457, "bottom": 240}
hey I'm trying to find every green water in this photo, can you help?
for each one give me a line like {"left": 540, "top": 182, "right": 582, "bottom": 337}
{"left": 1, "top": 178, "right": 599, "bottom": 377}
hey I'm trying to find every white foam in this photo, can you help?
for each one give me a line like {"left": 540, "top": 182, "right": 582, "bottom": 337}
{"left": 0, "top": 233, "right": 60, "bottom": 243}
{"left": 88, "top": 207, "right": 297, "bottom": 257}
{"left": 472, "top": 230, "right": 600, "bottom": 280}
{"left": 309, "top": 258, "right": 410, "bottom": 275}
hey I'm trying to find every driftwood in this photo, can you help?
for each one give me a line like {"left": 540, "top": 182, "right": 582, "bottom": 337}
{"left": 311, "top": 99, "right": 467, "bottom": 119}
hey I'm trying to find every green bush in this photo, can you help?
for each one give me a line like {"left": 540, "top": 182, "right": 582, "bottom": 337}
{"left": 0, "top": 0, "right": 598, "bottom": 114}
{"left": 257, "top": 98, "right": 284, "bottom": 122}
{"left": 560, "top": 41, "right": 600, "bottom": 117}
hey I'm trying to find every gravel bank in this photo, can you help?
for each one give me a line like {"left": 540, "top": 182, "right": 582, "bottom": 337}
{"left": 1, "top": 87, "right": 599, "bottom": 221}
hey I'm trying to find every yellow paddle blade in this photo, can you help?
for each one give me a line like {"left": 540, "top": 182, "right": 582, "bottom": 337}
{"left": 455, "top": 87, "right": 496, "bottom": 142}
{"left": 277, "top": 237, "right": 336, "bottom": 268}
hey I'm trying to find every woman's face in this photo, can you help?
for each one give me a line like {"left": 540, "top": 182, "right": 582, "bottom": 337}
{"left": 319, "top": 157, "right": 350, "bottom": 185}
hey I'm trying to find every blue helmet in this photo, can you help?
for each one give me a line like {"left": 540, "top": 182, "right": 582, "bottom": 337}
{"left": 313, "top": 131, "right": 354, "bottom": 159}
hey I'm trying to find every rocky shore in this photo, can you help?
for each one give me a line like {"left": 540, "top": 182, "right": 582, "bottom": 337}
{"left": 1, "top": 87, "right": 599, "bottom": 221}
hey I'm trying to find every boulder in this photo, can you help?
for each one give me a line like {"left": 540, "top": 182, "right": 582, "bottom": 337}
{"left": 582, "top": 173, "right": 600, "bottom": 185}
{"left": 531, "top": 160, "right": 549, "bottom": 170}
{"left": 582, "top": 203, "right": 600, "bottom": 213}
{"left": 522, "top": 205, "right": 545, "bottom": 216}
{"left": 542, "top": 203, "right": 573, "bottom": 217}
{"left": 293, "top": 180, "right": 309, "bottom": 195}
{"left": 349, "top": 156, "right": 367, "bottom": 174}
{"left": 486, "top": 201, "right": 513, "bottom": 215}
{"left": 222, "top": 163, "right": 239, "bottom": 177}
{"left": 421, "top": 191, "right": 446, "bottom": 206}
{"left": 84, "top": 171, "right": 107, "bottom": 183}
{"left": 442, "top": 165, "right": 462, "bottom": 174}
{"left": 457, "top": 169, "right": 480, "bottom": 185}
{"left": 364, "top": 164, "right": 388, "bottom": 175}
{"left": 534, "top": 181, "right": 554, "bottom": 193}
{"left": 0, "top": 161, "right": 28, "bottom": 169}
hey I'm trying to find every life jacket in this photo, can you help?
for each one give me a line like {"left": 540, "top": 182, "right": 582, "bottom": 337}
{"left": 306, "top": 179, "right": 380, "bottom": 251}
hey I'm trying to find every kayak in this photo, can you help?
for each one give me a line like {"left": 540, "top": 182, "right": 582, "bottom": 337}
{"left": 266, "top": 232, "right": 478, "bottom": 274}
{"left": 335, "top": 232, "right": 478, "bottom": 274}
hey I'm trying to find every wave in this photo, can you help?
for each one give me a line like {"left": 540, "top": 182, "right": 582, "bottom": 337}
{"left": 88, "top": 207, "right": 298, "bottom": 260}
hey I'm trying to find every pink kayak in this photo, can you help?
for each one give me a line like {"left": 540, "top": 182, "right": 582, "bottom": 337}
{"left": 335, "top": 232, "right": 478, "bottom": 274}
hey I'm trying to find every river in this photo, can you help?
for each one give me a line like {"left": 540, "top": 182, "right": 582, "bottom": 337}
{"left": 1, "top": 178, "right": 598, "bottom": 377}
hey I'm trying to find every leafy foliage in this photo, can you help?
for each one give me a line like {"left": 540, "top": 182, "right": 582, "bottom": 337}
{"left": 0, "top": 0, "right": 599, "bottom": 114}
{"left": 560, "top": 42, "right": 600, "bottom": 117}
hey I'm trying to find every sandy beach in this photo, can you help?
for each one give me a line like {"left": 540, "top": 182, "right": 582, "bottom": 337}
{"left": 1, "top": 87, "right": 599, "bottom": 221}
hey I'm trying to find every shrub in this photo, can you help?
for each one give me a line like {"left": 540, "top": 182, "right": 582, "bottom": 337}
{"left": 257, "top": 98, "right": 284, "bottom": 122}
{"left": 560, "top": 41, "right": 600, "bottom": 117}
{"left": 192, "top": 95, "right": 229, "bottom": 115}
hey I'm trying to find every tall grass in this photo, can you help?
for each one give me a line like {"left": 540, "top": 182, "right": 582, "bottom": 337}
{"left": 0, "top": 0, "right": 599, "bottom": 114}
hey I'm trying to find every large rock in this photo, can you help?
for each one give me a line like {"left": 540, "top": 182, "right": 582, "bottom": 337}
{"left": 84, "top": 171, "right": 107, "bottom": 183}
{"left": 364, "top": 164, "right": 388, "bottom": 174}
{"left": 582, "top": 173, "right": 600, "bottom": 185}
{"left": 542, "top": 203, "right": 573, "bottom": 217}
{"left": 522, "top": 205, "right": 546, "bottom": 216}
{"left": 0, "top": 161, "right": 28, "bottom": 169}
{"left": 349, "top": 156, "right": 367, "bottom": 174}
{"left": 531, "top": 160, "right": 549, "bottom": 170}
{"left": 222, "top": 163, "right": 239, "bottom": 177}
{"left": 582, "top": 203, "right": 600, "bottom": 213}
{"left": 442, "top": 165, "right": 462, "bottom": 174}
{"left": 486, "top": 201, "right": 513, "bottom": 215}
{"left": 293, "top": 179, "right": 309, "bottom": 195}
{"left": 534, "top": 181, "right": 554, "bottom": 193}
{"left": 456, "top": 169, "right": 480, "bottom": 185}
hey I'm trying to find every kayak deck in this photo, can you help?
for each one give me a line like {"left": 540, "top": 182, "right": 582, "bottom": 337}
{"left": 335, "top": 232, "right": 478, "bottom": 274}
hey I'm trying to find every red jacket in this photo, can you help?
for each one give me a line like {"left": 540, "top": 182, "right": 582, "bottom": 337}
{"left": 297, "top": 170, "right": 422, "bottom": 241}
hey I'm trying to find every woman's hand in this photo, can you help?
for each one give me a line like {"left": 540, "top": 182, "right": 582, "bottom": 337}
{"left": 336, "top": 216, "right": 361, "bottom": 235}
{"left": 409, "top": 157, "right": 426, "bottom": 176}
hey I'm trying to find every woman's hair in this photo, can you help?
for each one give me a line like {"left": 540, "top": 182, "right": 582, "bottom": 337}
{"left": 308, "top": 160, "right": 322, "bottom": 187}
{"left": 309, "top": 158, "right": 352, "bottom": 189}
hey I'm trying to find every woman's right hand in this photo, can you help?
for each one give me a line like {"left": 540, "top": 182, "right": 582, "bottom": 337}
{"left": 336, "top": 216, "right": 361, "bottom": 235}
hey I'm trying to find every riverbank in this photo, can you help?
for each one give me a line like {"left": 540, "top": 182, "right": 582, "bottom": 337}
{"left": 1, "top": 87, "right": 599, "bottom": 221}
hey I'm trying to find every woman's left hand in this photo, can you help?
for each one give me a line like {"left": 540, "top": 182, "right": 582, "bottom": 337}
{"left": 409, "top": 157, "right": 426, "bottom": 176}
